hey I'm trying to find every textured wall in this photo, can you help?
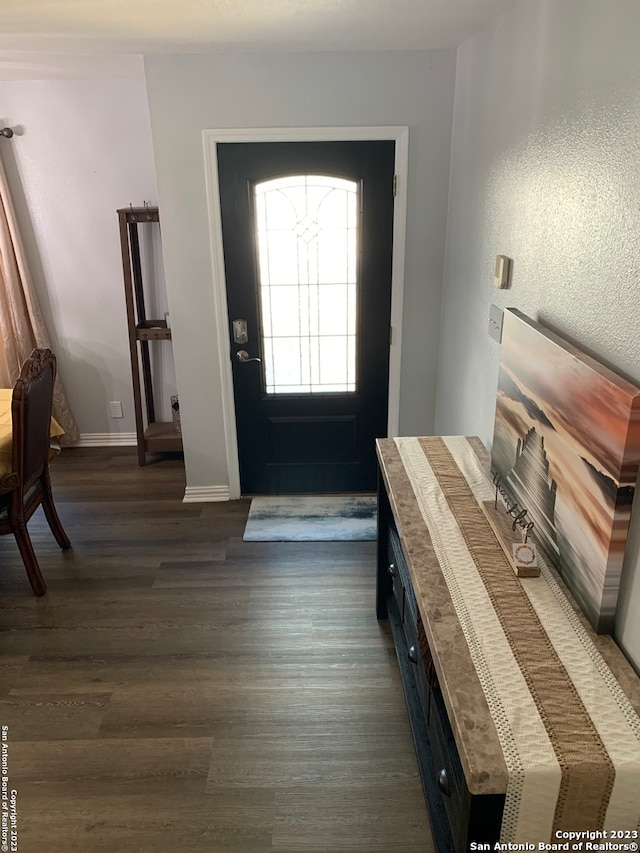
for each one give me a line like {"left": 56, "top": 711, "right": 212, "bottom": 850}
{"left": 144, "top": 50, "right": 457, "bottom": 490}
{"left": 436, "top": 0, "right": 640, "bottom": 668}
{"left": 0, "top": 72, "right": 172, "bottom": 438}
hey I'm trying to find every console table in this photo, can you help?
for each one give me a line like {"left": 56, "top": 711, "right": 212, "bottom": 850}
{"left": 376, "top": 436, "right": 640, "bottom": 853}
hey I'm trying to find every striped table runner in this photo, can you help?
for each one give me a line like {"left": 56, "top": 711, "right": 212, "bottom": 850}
{"left": 393, "top": 436, "right": 640, "bottom": 843}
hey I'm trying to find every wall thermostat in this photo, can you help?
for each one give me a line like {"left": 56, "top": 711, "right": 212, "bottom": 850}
{"left": 495, "top": 255, "right": 512, "bottom": 289}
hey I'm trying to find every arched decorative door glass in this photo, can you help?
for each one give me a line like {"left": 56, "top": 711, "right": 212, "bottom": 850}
{"left": 254, "top": 175, "right": 358, "bottom": 394}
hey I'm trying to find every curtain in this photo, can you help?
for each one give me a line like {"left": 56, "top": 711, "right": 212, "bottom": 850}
{"left": 0, "top": 148, "right": 79, "bottom": 444}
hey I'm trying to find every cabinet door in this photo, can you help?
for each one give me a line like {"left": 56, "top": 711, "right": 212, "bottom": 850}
{"left": 386, "top": 535, "right": 405, "bottom": 622}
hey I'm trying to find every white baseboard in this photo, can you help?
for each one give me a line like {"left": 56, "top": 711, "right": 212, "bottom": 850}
{"left": 74, "top": 432, "right": 138, "bottom": 447}
{"left": 183, "top": 485, "right": 230, "bottom": 503}
{"left": 71, "top": 436, "right": 230, "bottom": 502}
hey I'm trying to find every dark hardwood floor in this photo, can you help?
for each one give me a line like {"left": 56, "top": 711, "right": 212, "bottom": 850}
{"left": 0, "top": 448, "right": 432, "bottom": 852}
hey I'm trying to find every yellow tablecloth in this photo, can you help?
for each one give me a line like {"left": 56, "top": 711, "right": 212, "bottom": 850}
{"left": 0, "top": 388, "right": 65, "bottom": 477}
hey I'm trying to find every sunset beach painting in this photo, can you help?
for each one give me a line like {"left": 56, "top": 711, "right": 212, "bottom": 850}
{"left": 491, "top": 309, "right": 640, "bottom": 633}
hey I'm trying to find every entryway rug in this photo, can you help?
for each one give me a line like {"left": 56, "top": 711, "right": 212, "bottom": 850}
{"left": 243, "top": 495, "right": 377, "bottom": 542}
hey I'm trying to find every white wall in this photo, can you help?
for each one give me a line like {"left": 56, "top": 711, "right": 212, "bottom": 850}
{"left": 0, "top": 69, "right": 176, "bottom": 441}
{"left": 143, "top": 50, "right": 457, "bottom": 493}
{"left": 436, "top": 0, "right": 640, "bottom": 669}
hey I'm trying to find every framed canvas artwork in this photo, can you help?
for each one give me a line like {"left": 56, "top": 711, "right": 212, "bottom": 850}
{"left": 491, "top": 309, "right": 640, "bottom": 633}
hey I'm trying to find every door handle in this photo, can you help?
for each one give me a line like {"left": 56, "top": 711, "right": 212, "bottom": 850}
{"left": 236, "top": 350, "right": 262, "bottom": 363}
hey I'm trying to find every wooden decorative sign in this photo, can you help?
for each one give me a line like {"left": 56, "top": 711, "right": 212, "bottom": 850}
{"left": 479, "top": 499, "right": 540, "bottom": 578}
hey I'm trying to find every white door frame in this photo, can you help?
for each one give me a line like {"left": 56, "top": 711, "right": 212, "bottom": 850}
{"left": 202, "top": 126, "right": 409, "bottom": 500}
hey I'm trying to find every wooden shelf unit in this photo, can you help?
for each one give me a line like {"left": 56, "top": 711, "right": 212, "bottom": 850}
{"left": 117, "top": 206, "right": 182, "bottom": 465}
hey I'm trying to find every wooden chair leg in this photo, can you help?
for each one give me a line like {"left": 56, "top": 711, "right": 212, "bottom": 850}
{"left": 13, "top": 524, "right": 47, "bottom": 596}
{"left": 42, "top": 490, "right": 71, "bottom": 551}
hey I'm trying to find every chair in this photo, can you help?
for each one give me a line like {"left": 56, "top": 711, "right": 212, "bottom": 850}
{"left": 0, "top": 348, "right": 71, "bottom": 595}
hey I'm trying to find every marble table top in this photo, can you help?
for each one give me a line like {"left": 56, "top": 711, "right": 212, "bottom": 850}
{"left": 377, "top": 436, "right": 640, "bottom": 800}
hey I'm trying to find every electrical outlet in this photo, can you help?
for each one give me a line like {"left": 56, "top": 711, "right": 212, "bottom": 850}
{"left": 109, "top": 401, "right": 123, "bottom": 418}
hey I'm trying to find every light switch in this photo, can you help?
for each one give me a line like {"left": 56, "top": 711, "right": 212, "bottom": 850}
{"left": 494, "top": 255, "right": 511, "bottom": 289}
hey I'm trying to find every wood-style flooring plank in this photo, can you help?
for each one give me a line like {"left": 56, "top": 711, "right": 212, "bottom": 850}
{"left": 273, "top": 785, "right": 433, "bottom": 853}
{"left": 0, "top": 692, "right": 111, "bottom": 740}
{"left": 0, "top": 448, "right": 431, "bottom": 852}
{"left": 17, "top": 780, "right": 275, "bottom": 853}
{"left": 10, "top": 737, "right": 213, "bottom": 781}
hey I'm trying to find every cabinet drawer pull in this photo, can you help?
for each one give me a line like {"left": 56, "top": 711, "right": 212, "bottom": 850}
{"left": 408, "top": 645, "right": 418, "bottom": 664}
{"left": 437, "top": 768, "right": 450, "bottom": 796}
{"left": 387, "top": 562, "right": 397, "bottom": 577}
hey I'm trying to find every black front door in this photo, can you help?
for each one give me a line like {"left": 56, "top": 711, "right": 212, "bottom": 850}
{"left": 217, "top": 140, "right": 395, "bottom": 495}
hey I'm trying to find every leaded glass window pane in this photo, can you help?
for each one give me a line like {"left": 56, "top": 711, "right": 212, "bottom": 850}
{"left": 254, "top": 175, "right": 358, "bottom": 394}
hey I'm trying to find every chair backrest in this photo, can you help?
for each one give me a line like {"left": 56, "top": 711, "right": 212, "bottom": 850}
{"left": 11, "top": 349, "right": 57, "bottom": 494}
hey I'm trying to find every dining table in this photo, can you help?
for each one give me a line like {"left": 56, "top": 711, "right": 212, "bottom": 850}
{"left": 0, "top": 388, "right": 65, "bottom": 477}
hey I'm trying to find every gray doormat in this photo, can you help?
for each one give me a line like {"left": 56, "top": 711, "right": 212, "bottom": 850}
{"left": 243, "top": 495, "right": 377, "bottom": 542}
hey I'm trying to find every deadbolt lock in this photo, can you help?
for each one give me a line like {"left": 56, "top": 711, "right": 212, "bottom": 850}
{"left": 232, "top": 319, "right": 249, "bottom": 344}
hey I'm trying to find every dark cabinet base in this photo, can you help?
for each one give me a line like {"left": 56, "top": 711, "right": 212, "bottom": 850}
{"left": 377, "top": 475, "right": 504, "bottom": 853}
